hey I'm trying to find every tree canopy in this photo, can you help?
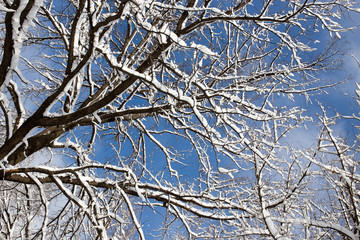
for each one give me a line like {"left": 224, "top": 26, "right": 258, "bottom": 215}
{"left": 0, "top": 0, "right": 360, "bottom": 239}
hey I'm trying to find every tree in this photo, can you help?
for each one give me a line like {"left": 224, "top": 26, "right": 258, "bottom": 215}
{"left": 0, "top": 0, "right": 359, "bottom": 239}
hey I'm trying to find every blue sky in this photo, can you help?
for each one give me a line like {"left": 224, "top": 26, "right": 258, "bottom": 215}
{"left": 134, "top": 9, "right": 360, "bottom": 240}
{"left": 83, "top": 7, "right": 360, "bottom": 240}
{"left": 8, "top": 1, "right": 360, "bottom": 238}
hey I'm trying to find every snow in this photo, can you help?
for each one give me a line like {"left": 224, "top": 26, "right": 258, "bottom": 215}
{"left": 93, "top": 111, "right": 102, "bottom": 123}
{"left": 190, "top": 42, "right": 218, "bottom": 56}
{"left": 218, "top": 167, "right": 238, "bottom": 178}
{"left": 1, "top": 0, "right": 360, "bottom": 238}
{"left": 0, "top": 4, "right": 15, "bottom": 12}
{"left": 136, "top": 12, "right": 187, "bottom": 47}
{"left": 118, "top": 186, "right": 146, "bottom": 240}
{"left": 0, "top": 0, "right": 43, "bottom": 91}
{"left": 52, "top": 175, "right": 88, "bottom": 210}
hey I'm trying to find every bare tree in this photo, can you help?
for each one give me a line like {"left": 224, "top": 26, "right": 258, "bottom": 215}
{"left": 0, "top": 0, "right": 359, "bottom": 239}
